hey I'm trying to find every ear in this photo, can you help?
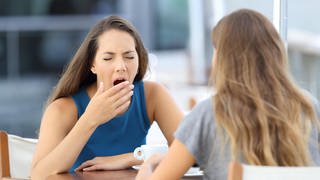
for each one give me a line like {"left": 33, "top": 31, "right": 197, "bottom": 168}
{"left": 91, "top": 65, "right": 96, "bottom": 74}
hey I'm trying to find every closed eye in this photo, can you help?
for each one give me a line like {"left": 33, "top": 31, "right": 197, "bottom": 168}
{"left": 103, "top": 58, "right": 112, "bottom": 61}
{"left": 125, "top": 57, "right": 134, "bottom": 60}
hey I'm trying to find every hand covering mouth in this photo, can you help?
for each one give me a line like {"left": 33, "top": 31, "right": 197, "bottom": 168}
{"left": 113, "top": 78, "right": 126, "bottom": 86}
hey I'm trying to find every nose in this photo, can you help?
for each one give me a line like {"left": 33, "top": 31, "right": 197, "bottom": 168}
{"left": 115, "top": 59, "right": 126, "bottom": 73}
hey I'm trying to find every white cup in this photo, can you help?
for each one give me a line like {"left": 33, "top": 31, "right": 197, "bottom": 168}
{"left": 133, "top": 144, "right": 168, "bottom": 161}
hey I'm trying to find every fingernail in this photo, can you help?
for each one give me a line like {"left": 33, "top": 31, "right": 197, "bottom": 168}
{"left": 130, "top": 84, "right": 134, "bottom": 89}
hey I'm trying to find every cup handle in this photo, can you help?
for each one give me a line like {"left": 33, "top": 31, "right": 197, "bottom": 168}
{"left": 133, "top": 147, "right": 144, "bottom": 160}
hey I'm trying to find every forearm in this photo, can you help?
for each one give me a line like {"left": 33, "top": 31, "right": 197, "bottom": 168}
{"left": 74, "top": 153, "right": 143, "bottom": 172}
{"left": 31, "top": 116, "right": 98, "bottom": 179}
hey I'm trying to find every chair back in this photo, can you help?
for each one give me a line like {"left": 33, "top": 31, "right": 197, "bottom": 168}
{"left": 0, "top": 131, "right": 37, "bottom": 179}
{"left": 228, "top": 161, "right": 320, "bottom": 180}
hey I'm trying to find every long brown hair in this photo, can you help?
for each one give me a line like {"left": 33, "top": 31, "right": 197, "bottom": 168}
{"left": 47, "top": 15, "right": 148, "bottom": 105}
{"left": 211, "top": 9, "right": 318, "bottom": 166}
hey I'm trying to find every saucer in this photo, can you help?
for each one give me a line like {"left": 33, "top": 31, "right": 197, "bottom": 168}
{"left": 184, "top": 167, "right": 204, "bottom": 177}
{"left": 132, "top": 166, "right": 203, "bottom": 176}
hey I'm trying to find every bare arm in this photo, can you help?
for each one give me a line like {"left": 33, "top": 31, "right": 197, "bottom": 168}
{"left": 31, "top": 82, "right": 133, "bottom": 179}
{"left": 144, "top": 81, "right": 183, "bottom": 144}
{"left": 74, "top": 153, "right": 142, "bottom": 171}
{"left": 31, "top": 97, "right": 96, "bottom": 179}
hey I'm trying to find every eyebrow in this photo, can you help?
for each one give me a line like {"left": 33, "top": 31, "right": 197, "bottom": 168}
{"left": 103, "top": 51, "right": 135, "bottom": 55}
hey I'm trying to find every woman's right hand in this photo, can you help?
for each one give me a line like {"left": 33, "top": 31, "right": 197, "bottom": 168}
{"left": 83, "top": 81, "right": 134, "bottom": 126}
{"left": 136, "top": 154, "right": 165, "bottom": 180}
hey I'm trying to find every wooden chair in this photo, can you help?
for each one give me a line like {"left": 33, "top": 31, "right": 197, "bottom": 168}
{"left": 228, "top": 161, "right": 320, "bottom": 180}
{"left": 0, "top": 131, "right": 37, "bottom": 178}
{"left": 0, "top": 131, "right": 10, "bottom": 177}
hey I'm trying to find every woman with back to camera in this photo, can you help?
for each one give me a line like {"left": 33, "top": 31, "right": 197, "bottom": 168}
{"left": 30, "top": 16, "right": 183, "bottom": 179}
{"left": 136, "top": 8, "right": 320, "bottom": 180}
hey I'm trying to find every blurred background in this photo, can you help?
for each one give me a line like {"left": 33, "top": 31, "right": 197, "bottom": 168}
{"left": 0, "top": 0, "right": 319, "bottom": 138}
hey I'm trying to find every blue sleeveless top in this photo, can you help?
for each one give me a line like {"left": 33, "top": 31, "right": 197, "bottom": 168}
{"left": 70, "top": 81, "right": 150, "bottom": 171}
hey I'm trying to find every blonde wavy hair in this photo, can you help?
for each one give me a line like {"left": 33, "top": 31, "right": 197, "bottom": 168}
{"left": 211, "top": 9, "right": 318, "bottom": 166}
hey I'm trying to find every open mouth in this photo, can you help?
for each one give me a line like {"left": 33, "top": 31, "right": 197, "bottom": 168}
{"left": 113, "top": 79, "right": 126, "bottom": 86}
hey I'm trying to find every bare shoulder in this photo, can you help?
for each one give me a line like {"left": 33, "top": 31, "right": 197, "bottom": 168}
{"left": 143, "top": 81, "right": 168, "bottom": 97}
{"left": 47, "top": 97, "right": 77, "bottom": 116}
{"left": 142, "top": 81, "right": 183, "bottom": 144}
{"left": 143, "top": 81, "right": 170, "bottom": 122}
{"left": 41, "top": 97, "right": 78, "bottom": 134}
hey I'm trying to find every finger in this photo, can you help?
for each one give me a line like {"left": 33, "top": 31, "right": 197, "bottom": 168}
{"left": 113, "top": 90, "right": 133, "bottom": 109}
{"left": 83, "top": 165, "right": 100, "bottom": 171}
{"left": 75, "top": 164, "right": 88, "bottom": 171}
{"left": 105, "top": 81, "right": 132, "bottom": 97}
{"left": 109, "top": 84, "right": 134, "bottom": 103}
{"left": 75, "top": 161, "right": 94, "bottom": 171}
{"left": 114, "top": 101, "right": 131, "bottom": 115}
